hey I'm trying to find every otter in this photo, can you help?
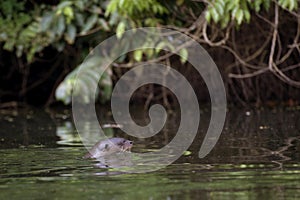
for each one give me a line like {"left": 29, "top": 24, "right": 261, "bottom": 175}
{"left": 84, "top": 137, "right": 133, "bottom": 159}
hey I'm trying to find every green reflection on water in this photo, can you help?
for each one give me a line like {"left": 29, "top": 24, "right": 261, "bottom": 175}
{"left": 0, "top": 107, "right": 300, "bottom": 199}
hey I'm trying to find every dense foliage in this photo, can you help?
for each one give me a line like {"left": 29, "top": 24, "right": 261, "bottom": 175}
{"left": 0, "top": 0, "right": 299, "bottom": 106}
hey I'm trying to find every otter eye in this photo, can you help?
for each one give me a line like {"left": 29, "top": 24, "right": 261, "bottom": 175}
{"left": 123, "top": 140, "right": 126, "bottom": 143}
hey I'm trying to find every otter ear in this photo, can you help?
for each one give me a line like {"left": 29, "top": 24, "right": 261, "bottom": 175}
{"left": 104, "top": 144, "right": 109, "bottom": 150}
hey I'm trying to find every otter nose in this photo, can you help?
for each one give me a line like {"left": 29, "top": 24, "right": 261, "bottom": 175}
{"left": 129, "top": 141, "right": 133, "bottom": 144}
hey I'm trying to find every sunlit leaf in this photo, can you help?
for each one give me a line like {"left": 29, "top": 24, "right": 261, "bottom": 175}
{"left": 235, "top": 9, "right": 244, "bottom": 25}
{"left": 227, "top": 1, "right": 236, "bottom": 11}
{"left": 205, "top": 11, "right": 211, "bottom": 23}
{"left": 156, "top": 41, "right": 166, "bottom": 53}
{"left": 179, "top": 48, "right": 188, "bottom": 64}
{"left": 183, "top": 150, "right": 192, "bottom": 156}
{"left": 145, "top": 48, "right": 154, "bottom": 58}
{"left": 63, "top": 6, "right": 74, "bottom": 24}
{"left": 288, "top": 0, "right": 297, "bottom": 11}
{"left": 211, "top": 8, "right": 220, "bottom": 23}
{"left": 133, "top": 49, "right": 143, "bottom": 62}
{"left": 221, "top": 13, "right": 230, "bottom": 28}
{"left": 215, "top": 2, "right": 224, "bottom": 16}
{"left": 244, "top": 10, "right": 251, "bottom": 23}
{"left": 116, "top": 21, "right": 126, "bottom": 39}
{"left": 55, "top": 80, "right": 73, "bottom": 105}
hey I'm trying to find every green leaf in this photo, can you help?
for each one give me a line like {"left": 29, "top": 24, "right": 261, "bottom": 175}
{"left": 179, "top": 48, "right": 188, "bottom": 64}
{"left": 41, "top": 12, "right": 53, "bottom": 32}
{"left": 80, "top": 14, "right": 98, "bottom": 34}
{"left": 183, "top": 150, "right": 192, "bottom": 156}
{"left": 235, "top": 9, "right": 244, "bottom": 25}
{"left": 145, "top": 48, "right": 154, "bottom": 58}
{"left": 221, "top": 13, "right": 230, "bottom": 28}
{"left": 116, "top": 21, "right": 126, "bottom": 39}
{"left": 57, "top": 1, "right": 72, "bottom": 10}
{"left": 4, "top": 39, "right": 15, "bottom": 51}
{"left": 133, "top": 49, "right": 143, "bottom": 62}
{"left": 176, "top": 0, "right": 184, "bottom": 6}
{"left": 244, "top": 10, "right": 251, "bottom": 23}
{"left": 118, "top": 0, "right": 126, "bottom": 7}
{"left": 156, "top": 41, "right": 166, "bottom": 53}
{"left": 63, "top": 6, "right": 74, "bottom": 24}
{"left": 74, "top": 1, "right": 84, "bottom": 10}
{"left": 55, "top": 80, "right": 73, "bottom": 105}
{"left": 211, "top": 8, "right": 220, "bottom": 23}
{"left": 215, "top": 2, "right": 224, "bottom": 16}
{"left": 56, "top": 56, "right": 113, "bottom": 105}
{"left": 56, "top": 15, "right": 66, "bottom": 37}
{"left": 279, "top": 0, "right": 289, "bottom": 9}
{"left": 99, "top": 18, "right": 110, "bottom": 31}
{"left": 288, "top": 0, "right": 297, "bottom": 11}
{"left": 263, "top": 0, "right": 271, "bottom": 10}
{"left": 205, "top": 11, "right": 211, "bottom": 23}
{"left": 231, "top": 7, "right": 239, "bottom": 18}
{"left": 65, "top": 24, "right": 76, "bottom": 44}
{"left": 75, "top": 13, "right": 84, "bottom": 27}
{"left": 227, "top": 0, "right": 237, "bottom": 11}
{"left": 105, "top": 0, "right": 118, "bottom": 16}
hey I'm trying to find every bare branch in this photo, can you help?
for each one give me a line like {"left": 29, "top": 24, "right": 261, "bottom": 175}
{"left": 269, "top": 4, "right": 300, "bottom": 87}
{"left": 268, "top": 4, "right": 278, "bottom": 71}
{"left": 202, "top": 21, "right": 231, "bottom": 46}
{"left": 228, "top": 68, "right": 269, "bottom": 79}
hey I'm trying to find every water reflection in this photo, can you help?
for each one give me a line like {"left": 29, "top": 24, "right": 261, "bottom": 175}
{"left": 56, "top": 122, "right": 81, "bottom": 146}
{"left": 0, "top": 106, "right": 300, "bottom": 199}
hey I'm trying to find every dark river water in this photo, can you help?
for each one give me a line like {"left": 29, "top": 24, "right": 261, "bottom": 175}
{"left": 0, "top": 106, "right": 299, "bottom": 199}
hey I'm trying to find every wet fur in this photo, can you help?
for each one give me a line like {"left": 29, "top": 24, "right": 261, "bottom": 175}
{"left": 84, "top": 138, "right": 133, "bottom": 159}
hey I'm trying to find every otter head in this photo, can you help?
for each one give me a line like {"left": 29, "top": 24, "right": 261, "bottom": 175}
{"left": 117, "top": 139, "right": 133, "bottom": 152}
